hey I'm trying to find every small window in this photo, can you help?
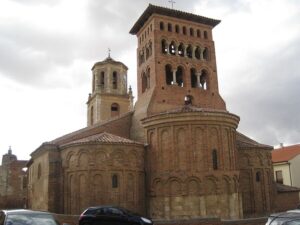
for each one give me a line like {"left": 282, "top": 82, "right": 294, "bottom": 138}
{"left": 182, "top": 26, "right": 187, "bottom": 35}
{"left": 112, "top": 174, "right": 118, "bottom": 188}
{"left": 204, "top": 31, "right": 208, "bottom": 39}
{"left": 160, "top": 22, "right": 164, "bottom": 30}
{"left": 168, "top": 23, "right": 172, "bottom": 32}
{"left": 212, "top": 149, "right": 218, "bottom": 170}
{"left": 276, "top": 170, "right": 283, "bottom": 184}
{"left": 190, "top": 28, "right": 194, "bottom": 36}
{"left": 256, "top": 172, "right": 261, "bottom": 182}
{"left": 90, "top": 106, "right": 94, "bottom": 125}
{"left": 111, "top": 103, "right": 120, "bottom": 117}
{"left": 112, "top": 71, "right": 118, "bottom": 89}
{"left": 197, "top": 29, "right": 201, "bottom": 38}
{"left": 175, "top": 25, "right": 180, "bottom": 33}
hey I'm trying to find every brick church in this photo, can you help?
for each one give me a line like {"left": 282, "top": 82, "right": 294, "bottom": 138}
{"left": 27, "top": 4, "right": 295, "bottom": 220}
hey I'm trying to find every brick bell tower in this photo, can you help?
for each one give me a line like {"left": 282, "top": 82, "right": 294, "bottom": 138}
{"left": 130, "top": 4, "right": 227, "bottom": 142}
{"left": 87, "top": 54, "right": 134, "bottom": 126}
{"left": 130, "top": 5, "right": 242, "bottom": 220}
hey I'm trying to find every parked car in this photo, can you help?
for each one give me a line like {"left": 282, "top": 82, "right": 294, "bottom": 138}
{"left": 266, "top": 209, "right": 300, "bottom": 225}
{"left": 79, "top": 206, "right": 153, "bottom": 225}
{"left": 0, "top": 209, "right": 60, "bottom": 225}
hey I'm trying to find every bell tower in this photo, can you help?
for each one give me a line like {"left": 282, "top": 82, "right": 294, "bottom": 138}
{"left": 87, "top": 55, "right": 133, "bottom": 126}
{"left": 130, "top": 4, "right": 226, "bottom": 114}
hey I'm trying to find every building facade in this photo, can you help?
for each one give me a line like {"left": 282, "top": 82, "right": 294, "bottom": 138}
{"left": 0, "top": 147, "right": 27, "bottom": 209}
{"left": 27, "top": 4, "right": 279, "bottom": 220}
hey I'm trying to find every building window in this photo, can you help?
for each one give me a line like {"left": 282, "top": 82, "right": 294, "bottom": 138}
{"left": 111, "top": 103, "right": 120, "bottom": 117}
{"left": 90, "top": 106, "right": 94, "bottom": 125}
{"left": 112, "top": 174, "right": 118, "bottom": 188}
{"left": 197, "top": 29, "right": 201, "bottom": 38}
{"left": 178, "top": 43, "right": 184, "bottom": 57}
{"left": 256, "top": 171, "right": 261, "bottom": 182}
{"left": 195, "top": 47, "right": 201, "bottom": 59}
{"left": 203, "top": 47, "right": 209, "bottom": 60}
{"left": 175, "top": 24, "right": 180, "bottom": 33}
{"left": 176, "top": 66, "right": 184, "bottom": 87}
{"left": 165, "top": 64, "right": 173, "bottom": 85}
{"left": 200, "top": 70, "right": 208, "bottom": 90}
{"left": 161, "top": 40, "right": 168, "bottom": 54}
{"left": 141, "top": 72, "right": 147, "bottom": 93}
{"left": 169, "top": 41, "right": 176, "bottom": 55}
{"left": 37, "top": 163, "right": 41, "bottom": 179}
{"left": 160, "top": 22, "right": 164, "bottom": 30}
{"left": 182, "top": 26, "right": 187, "bottom": 35}
{"left": 276, "top": 170, "right": 283, "bottom": 184}
{"left": 190, "top": 68, "right": 197, "bottom": 88}
{"left": 190, "top": 28, "right": 194, "bottom": 36}
{"left": 204, "top": 30, "right": 208, "bottom": 39}
{"left": 112, "top": 71, "right": 118, "bottom": 89}
{"left": 168, "top": 23, "right": 172, "bottom": 32}
{"left": 186, "top": 45, "right": 192, "bottom": 58}
{"left": 212, "top": 149, "right": 218, "bottom": 170}
{"left": 100, "top": 72, "right": 105, "bottom": 87}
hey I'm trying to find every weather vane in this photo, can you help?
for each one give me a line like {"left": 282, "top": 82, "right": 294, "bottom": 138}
{"left": 168, "top": 0, "right": 176, "bottom": 9}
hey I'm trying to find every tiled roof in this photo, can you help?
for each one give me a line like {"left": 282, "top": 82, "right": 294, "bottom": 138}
{"left": 92, "top": 56, "right": 128, "bottom": 70}
{"left": 276, "top": 183, "right": 300, "bottom": 193}
{"left": 61, "top": 132, "right": 142, "bottom": 147}
{"left": 272, "top": 144, "right": 300, "bottom": 163}
{"left": 130, "top": 4, "right": 221, "bottom": 34}
{"left": 236, "top": 132, "right": 273, "bottom": 150}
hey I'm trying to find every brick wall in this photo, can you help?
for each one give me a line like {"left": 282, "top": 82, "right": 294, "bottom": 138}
{"left": 274, "top": 191, "right": 300, "bottom": 212}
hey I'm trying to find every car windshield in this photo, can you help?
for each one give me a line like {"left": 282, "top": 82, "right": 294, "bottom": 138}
{"left": 6, "top": 213, "right": 58, "bottom": 225}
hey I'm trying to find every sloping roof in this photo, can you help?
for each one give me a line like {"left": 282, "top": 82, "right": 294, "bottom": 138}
{"left": 130, "top": 4, "right": 221, "bottom": 34}
{"left": 92, "top": 56, "right": 128, "bottom": 70}
{"left": 236, "top": 132, "right": 273, "bottom": 150}
{"left": 61, "top": 132, "right": 143, "bottom": 147}
{"left": 276, "top": 183, "right": 300, "bottom": 193}
{"left": 272, "top": 144, "right": 300, "bottom": 163}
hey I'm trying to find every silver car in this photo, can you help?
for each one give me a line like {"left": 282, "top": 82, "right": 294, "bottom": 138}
{"left": 266, "top": 210, "right": 300, "bottom": 225}
{"left": 0, "top": 209, "right": 60, "bottom": 225}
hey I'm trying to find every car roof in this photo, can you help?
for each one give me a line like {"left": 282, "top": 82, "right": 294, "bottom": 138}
{"left": 1, "top": 209, "right": 53, "bottom": 215}
{"left": 270, "top": 210, "right": 300, "bottom": 219}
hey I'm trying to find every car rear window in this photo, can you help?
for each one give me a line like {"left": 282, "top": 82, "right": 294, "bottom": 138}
{"left": 7, "top": 213, "right": 58, "bottom": 225}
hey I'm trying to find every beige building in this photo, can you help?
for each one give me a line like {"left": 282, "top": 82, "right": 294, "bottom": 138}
{"left": 26, "top": 4, "right": 298, "bottom": 220}
{"left": 272, "top": 144, "right": 300, "bottom": 187}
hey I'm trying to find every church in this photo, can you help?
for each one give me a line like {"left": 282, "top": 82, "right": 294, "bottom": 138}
{"left": 27, "top": 4, "right": 284, "bottom": 220}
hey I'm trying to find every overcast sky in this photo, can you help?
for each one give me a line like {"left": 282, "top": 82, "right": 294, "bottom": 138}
{"left": 0, "top": 0, "right": 299, "bottom": 161}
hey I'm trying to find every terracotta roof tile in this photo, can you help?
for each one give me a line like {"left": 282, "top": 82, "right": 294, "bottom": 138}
{"left": 61, "top": 132, "right": 143, "bottom": 147}
{"left": 272, "top": 144, "right": 300, "bottom": 163}
{"left": 276, "top": 183, "right": 300, "bottom": 193}
{"left": 130, "top": 4, "right": 220, "bottom": 34}
{"left": 236, "top": 132, "right": 273, "bottom": 150}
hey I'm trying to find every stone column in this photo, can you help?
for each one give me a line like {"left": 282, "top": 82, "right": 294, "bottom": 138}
{"left": 196, "top": 72, "right": 201, "bottom": 88}
{"left": 172, "top": 70, "right": 177, "bottom": 85}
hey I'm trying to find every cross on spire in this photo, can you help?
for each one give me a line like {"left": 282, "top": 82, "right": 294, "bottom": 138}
{"left": 168, "top": 0, "right": 176, "bottom": 9}
{"left": 108, "top": 48, "right": 111, "bottom": 58}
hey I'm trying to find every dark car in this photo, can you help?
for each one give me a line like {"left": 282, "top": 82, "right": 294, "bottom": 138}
{"left": 79, "top": 206, "right": 153, "bottom": 225}
{"left": 0, "top": 209, "right": 60, "bottom": 225}
{"left": 266, "top": 209, "right": 300, "bottom": 225}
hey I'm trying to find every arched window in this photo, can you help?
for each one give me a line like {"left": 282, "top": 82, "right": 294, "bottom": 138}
{"left": 165, "top": 64, "right": 173, "bottom": 85}
{"left": 112, "top": 71, "right": 118, "bottom": 89}
{"left": 175, "top": 24, "right": 180, "bottom": 33}
{"left": 139, "top": 50, "right": 145, "bottom": 65}
{"left": 197, "top": 29, "right": 201, "bottom": 38}
{"left": 186, "top": 45, "right": 192, "bottom": 58}
{"left": 146, "top": 47, "right": 150, "bottom": 60}
{"left": 111, "top": 103, "right": 120, "bottom": 117}
{"left": 160, "top": 22, "right": 164, "bottom": 30}
{"left": 148, "top": 41, "right": 152, "bottom": 56}
{"left": 190, "top": 28, "right": 194, "bottom": 36}
{"left": 169, "top": 41, "right": 176, "bottom": 55}
{"left": 100, "top": 72, "right": 105, "bottom": 87}
{"left": 212, "top": 149, "right": 218, "bottom": 170}
{"left": 178, "top": 43, "right": 185, "bottom": 57}
{"left": 190, "top": 68, "right": 197, "bottom": 88}
{"left": 146, "top": 68, "right": 150, "bottom": 89}
{"left": 182, "top": 26, "right": 187, "bottom": 35}
{"left": 161, "top": 40, "right": 168, "bottom": 54}
{"left": 176, "top": 66, "right": 184, "bottom": 87}
{"left": 90, "top": 106, "right": 94, "bottom": 125}
{"left": 168, "top": 23, "right": 172, "bottom": 32}
{"left": 195, "top": 47, "right": 201, "bottom": 59}
{"left": 256, "top": 172, "right": 261, "bottom": 182}
{"left": 141, "top": 72, "right": 147, "bottom": 93}
{"left": 112, "top": 174, "right": 118, "bottom": 188}
{"left": 200, "top": 70, "right": 208, "bottom": 90}
{"left": 204, "top": 30, "right": 208, "bottom": 39}
{"left": 37, "top": 163, "right": 41, "bottom": 179}
{"left": 203, "top": 47, "right": 209, "bottom": 60}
